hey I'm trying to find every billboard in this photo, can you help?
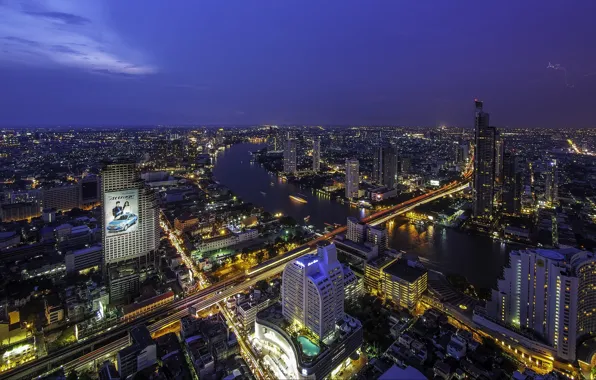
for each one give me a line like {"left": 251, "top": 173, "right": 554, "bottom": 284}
{"left": 104, "top": 189, "right": 139, "bottom": 236}
{"left": 430, "top": 180, "right": 440, "bottom": 187}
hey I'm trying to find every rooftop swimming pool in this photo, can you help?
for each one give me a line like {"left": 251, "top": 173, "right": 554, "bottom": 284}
{"left": 297, "top": 335, "right": 320, "bottom": 357}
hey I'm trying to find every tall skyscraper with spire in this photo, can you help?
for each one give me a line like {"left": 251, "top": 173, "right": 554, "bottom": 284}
{"left": 473, "top": 100, "right": 497, "bottom": 218}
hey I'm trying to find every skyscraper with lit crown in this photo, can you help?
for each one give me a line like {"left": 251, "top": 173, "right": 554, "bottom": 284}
{"left": 473, "top": 100, "right": 497, "bottom": 218}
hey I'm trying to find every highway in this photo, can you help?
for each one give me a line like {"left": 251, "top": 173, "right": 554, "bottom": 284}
{"left": 1, "top": 175, "right": 470, "bottom": 380}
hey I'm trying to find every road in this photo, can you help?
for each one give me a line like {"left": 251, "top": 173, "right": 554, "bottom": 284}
{"left": 0, "top": 176, "right": 470, "bottom": 380}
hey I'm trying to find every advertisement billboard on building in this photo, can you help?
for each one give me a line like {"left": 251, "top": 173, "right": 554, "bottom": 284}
{"left": 104, "top": 189, "right": 139, "bottom": 236}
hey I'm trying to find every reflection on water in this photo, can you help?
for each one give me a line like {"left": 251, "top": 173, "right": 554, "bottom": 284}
{"left": 214, "top": 143, "right": 514, "bottom": 289}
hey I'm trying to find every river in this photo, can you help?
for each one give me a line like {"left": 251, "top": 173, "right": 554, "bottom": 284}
{"left": 213, "top": 143, "right": 513, "bottom": 289}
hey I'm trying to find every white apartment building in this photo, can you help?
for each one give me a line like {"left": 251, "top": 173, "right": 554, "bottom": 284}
{"left": 485, "top": 248, "right": 579, "bottom": 361}
{"left": 282, "top": 242, "right": 344, "bottom": 340}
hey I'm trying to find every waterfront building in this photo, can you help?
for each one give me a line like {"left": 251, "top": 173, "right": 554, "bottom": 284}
{"left": 101, "top": 161, "right": 160, "bottom": 304}
{"left": 473, "top": 100, "right": 497, "bottom": 218}
{"left": 346, "top": 217, "right": 366, "bottom": 244}
{"left": 483, "top": 248, "right": 582, "bottom": 361}
{"left": 255, "top": 242, "right": 363, "bottom": 380}
{"left": 312, "top": 137, "right": 321, "bottom": 173}
{"left": 365, "top": 257, "right": 427, "bottom": 309}
{"left": 284, "top": 138, "right": 297, "bottom": 174}
{"left": 366, "top": 225, "right": 388, "bottom": 251}
{"left": 345, "top": 159, "right": 359, "bottom": 199}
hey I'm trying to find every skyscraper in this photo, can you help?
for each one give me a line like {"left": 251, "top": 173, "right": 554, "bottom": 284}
{"left": 312, "top": 137, "right": 321, "bottom": 173}
{"left": 495, "top": 138, "right": 504, "bottom": 184}
{"left": 345, "top": 159, "right": 359, "bottom": 199}
{"left": 374, "top": 144, "right": 398, "bottom": 188}
{"left": 282, "top": 242, "right": 344, "bottom": 340}
{"left": 283, "top": 138, "right": 297, "bottom": 174}
{"left": 502, "top": 152, "right": 522, "bottom": 215}
{"left": 473, "top": 100, "right": 497, "bottom": 218}
{"left": 571, "top": 251, "right": 596, "bottom": 340}
{"left": 545, "top": 160, "right": 559, "bottom": 206}
{"left": 102, "top": 161, "right": 160, "bottom": 304}
{"left": 485, "top": 248, "right": 579, "bottom": 361}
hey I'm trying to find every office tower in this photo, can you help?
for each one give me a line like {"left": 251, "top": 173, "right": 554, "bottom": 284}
{"left": 345, "top": 159, "right": 359, "bottom": 199}
{"left": 545, "top": 160, "right": 559, "bottom": 206}
{"left": 377, "top": 144, "right": 398, "bottom": 189}
{"left": 401, "top": 156, "right": 411, "bottom": 174}
{"left": 117, "top": 325, "right": 157, "bottom": 378}
{"left": 473, "top": 100, "right": 497, "bottom": 218}
{"left": 366, "top": 225, "right": 388, "bottom": 250}
{"left": 312, "top": 137, "right": 321, "bottom": 173}
{"left": 502, "top": 152, "right": 522, "bottom": 215}
{"left": 283, "top": 138, "right": 297, "bottom": 174}
{"left": 372, "top": 146, "right": 381, "bottom": 183}
{"left": 495, "top": 138, "right": 504, "bottom": 184}
{"left": 102, "top": 161, "right": 160, "bottom": 304}
{"left": 571, "top": 251, "right": 596, "bottom": 340}
{"left": 486, "top": 248, "right": 578, "bottom": 361}
{"left": 346, "top": 217, "right": 366, "bottom": 243}
{"left": 281, "top": 243, "right": 344, "bottom": 340}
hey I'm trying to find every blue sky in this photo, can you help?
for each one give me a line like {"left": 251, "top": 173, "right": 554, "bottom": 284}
{"left": 1, "top": 0, "right": 595, "bottom": 127}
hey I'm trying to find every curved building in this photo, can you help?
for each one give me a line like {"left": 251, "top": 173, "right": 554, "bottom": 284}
{"left": 572, "top": 251, "right": 596, "bottom": 340}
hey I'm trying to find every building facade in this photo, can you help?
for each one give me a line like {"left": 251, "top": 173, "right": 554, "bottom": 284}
{"left": 473, "top": 100, "right": 497, "bottom": 218}
{"left": 345, "top": 159, "right": 359, "bottom": 199}
{"left": 312, "top": 137, "right": 321, "bottom": 173}
{"left": 101, "top": 161, "right": 160, "bottom": 304}
{"left": 284, "top": 138, "right": 297, "bottom": 174}
{"left": 485, "top": 248, "right": 580, "bottom": 361}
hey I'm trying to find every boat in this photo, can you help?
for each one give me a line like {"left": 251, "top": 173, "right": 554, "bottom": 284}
{"left": 289, "top": 194, "right": 308, "bottom": 204}
{"left": 260, "top": 191, "right": 267, "bottom": 196}
{"left": 304, "top": 215, "right": 311, "bottom": 222}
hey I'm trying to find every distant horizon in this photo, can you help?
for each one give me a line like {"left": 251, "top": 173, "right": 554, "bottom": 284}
{"left": 1, "top": 2, "right": 595, "bottom": 128}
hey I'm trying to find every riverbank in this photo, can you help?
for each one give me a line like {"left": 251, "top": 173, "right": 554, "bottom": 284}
{"left": 214, "top": 143, "right": 515, "bottom": 289}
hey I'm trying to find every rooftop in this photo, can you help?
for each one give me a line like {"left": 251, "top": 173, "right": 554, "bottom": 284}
{"left": 383, "top": 260, "right": 427, "bottom": 283}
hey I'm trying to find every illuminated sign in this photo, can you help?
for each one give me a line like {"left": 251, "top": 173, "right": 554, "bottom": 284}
{"left": 104, "top": 189, "right": 139, "bottom": 236}
{"left": 430, "top": 180, "right": 440, "bottom": 186}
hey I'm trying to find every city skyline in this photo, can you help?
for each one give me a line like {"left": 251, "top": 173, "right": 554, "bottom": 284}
{"left": 1, "top": 1, "right": 596, "bottom": 127}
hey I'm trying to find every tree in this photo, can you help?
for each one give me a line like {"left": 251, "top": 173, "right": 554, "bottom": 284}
{"left": 66, "top": 370, "right": 78, "bottom": 380}
{"left": 279, "top": 216, "right": 297, "bottom": 227}
{"left": 255, "top": 251, "right": 265, "bottom": 263}
{"left": 262, "top": 211, "right": 271, "bottom": 220}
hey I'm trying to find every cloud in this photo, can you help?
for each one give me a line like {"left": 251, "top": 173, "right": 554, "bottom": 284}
{"left": 0, "top": 0, "right": 155, "bottom": 75}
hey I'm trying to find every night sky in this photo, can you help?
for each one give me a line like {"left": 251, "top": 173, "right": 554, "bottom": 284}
{"left": 1, "top": 1, "right": 595, "bottom": 127}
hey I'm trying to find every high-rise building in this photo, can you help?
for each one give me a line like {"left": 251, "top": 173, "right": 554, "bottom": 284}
{"left": 345, "top": 159, "right": 359, "bottom": 199}
{"left": 346, "top": 217, "right": 366, "bottom": 243}
{"left": 256, "top": 242, "right": 363, "bottom": 379}
{"left": 117, "top": 325, "right": 157, "bottom": 378}
{"left": 283, "top": 138, "right": 297, "bottom": 174}
{"left": 571, "top": 251, "right": 596, "bottom": 340}
{"left": 495, "top": 138, "right": 504, "bottom": 185}
{"left": 473, "top": 100, "right": 497, "bottom": 218}
{"left": 366, "top": 225, "right": 388, "bottom": 250}
{"left": 377, "top": 144, "right": 399, "bottom": 189}
{"left": 485, "top": 248, "right": 578, "bottom": 361}
{"left": 545, "top": 160, "right": 559, "bottom": 206}
{"left": 101, "top": 161, "right": 160, "bottom": 304}
{"left": 502, "top": 152, "right": 522, "bottom": 215}
{"left": 312, "top": 137, "right": 321, "bottom": 173}
{"left": 282, "top": 242, "right": 345, "bottom": 340}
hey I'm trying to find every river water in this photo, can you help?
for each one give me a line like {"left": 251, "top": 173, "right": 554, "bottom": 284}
{"left": 213, "top": 143, "right": 513, "bottom": 288}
